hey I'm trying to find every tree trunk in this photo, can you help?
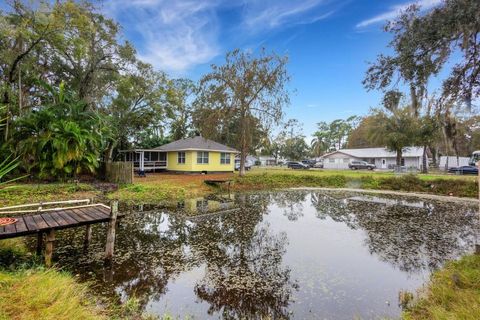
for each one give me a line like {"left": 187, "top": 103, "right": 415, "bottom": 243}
{"left": 396, "top": 149, "right": 403, "bottom": 166}
{"left": 442, "top": 126, "right": 450, "bottom": 171}
{"left": 239, "top": 107, "right": 248, "bottom": 177}
{"left": 431, "top": 147, "right": 437, "bottom": 167}
{"left": 410, "top": 84, "right": 419, "bottom": 117}
{"left": 104, "top": 141, "right": 116, "bottom": 162}
{"left": 422, "top": 145, "right": 428, "bottom": 173}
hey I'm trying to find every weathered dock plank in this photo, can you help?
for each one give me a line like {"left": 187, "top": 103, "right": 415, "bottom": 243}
{"left": 0, "top": 204, "right": 111, "bottom": 240}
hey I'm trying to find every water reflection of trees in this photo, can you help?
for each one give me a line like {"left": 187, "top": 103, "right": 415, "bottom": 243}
{"left": 189, "top": 194, "right": 298, "bottom": 319}
{"left": 54, "top": 212, "right": 196, "bottom": 308}
{"left": 270, "top": 191, "right": 307, "bottom": 221}
{"left": 52, "top": 190, "right": 477, "bottom": 318}
{"left": 54, "top": 193, "right": 297, "bottom": 318}
{"left": 310, "top": 191, "right": 477, "bottom": 272}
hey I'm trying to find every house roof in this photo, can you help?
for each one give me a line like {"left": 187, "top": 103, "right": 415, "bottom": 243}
{"left": 153, "top": 136, "right": 239, "bottom": 153}
{"left": 323, "top": 147, "right": 425, "bottom": 159}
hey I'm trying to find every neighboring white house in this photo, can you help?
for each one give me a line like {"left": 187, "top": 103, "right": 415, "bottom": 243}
{"left": 258, "top": 156, "right": 280, "bottom": 167}
{"left": 439, "top": 156, "right": 470, "bottom": 169}
{"left": 322, "top": 147, "right": 427, "bottom": 170}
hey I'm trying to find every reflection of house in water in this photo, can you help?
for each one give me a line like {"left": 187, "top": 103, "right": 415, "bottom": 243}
{"left": 181, "top": 194, "right": 237, "bottom": 215}
{"left": 347, "top": 195, "right": 428, "bottom": 209}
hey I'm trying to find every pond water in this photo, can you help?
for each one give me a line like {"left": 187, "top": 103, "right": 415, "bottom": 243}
{"left": 50, "top": 190, "right": 478, "bottom": 319}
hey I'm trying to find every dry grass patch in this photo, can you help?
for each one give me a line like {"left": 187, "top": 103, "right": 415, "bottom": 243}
{"left": 0, "top": 268, "right": 105, "bottom": 320}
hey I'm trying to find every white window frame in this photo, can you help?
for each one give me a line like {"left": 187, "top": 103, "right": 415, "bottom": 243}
{"left": 220, "top": 152, "right": 231, "bottom": 164}
{"left": 197, "top": 151, "right": 209, "bottom": 164}
{"left": 178, "top": 152, "right": 186, "bottom": 164}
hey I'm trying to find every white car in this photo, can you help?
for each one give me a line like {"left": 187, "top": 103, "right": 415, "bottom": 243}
{"left": 234, "top": 159, "right": 252, "bottom": 171}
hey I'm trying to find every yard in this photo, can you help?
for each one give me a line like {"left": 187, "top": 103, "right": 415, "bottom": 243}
{"left": 1, "top": 167, "right": 476, "bottom": 207}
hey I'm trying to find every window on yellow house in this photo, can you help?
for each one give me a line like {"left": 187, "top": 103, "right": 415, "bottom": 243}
{"left": 178, "top": 152, "right": 185, "bottom": 164}
{"left": 197, "top": 151, "right": 209, "bottom": 164}
{"left": 220, "top": 153, "right": 231, "bottom": 164}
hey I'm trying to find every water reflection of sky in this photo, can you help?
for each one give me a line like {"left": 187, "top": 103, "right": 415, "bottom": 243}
{"left": 50, "top": 190, "right": 478, "bottom": 320}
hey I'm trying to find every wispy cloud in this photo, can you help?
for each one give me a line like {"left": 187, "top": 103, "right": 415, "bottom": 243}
{"left": 356, "top": 0, "right": 443, "bottom": 29}
{"left": 241, "top": 0, "right": 334, "bottom": 32}
{"left": 103, "top": 0, "right": 337, "bottom": 73}
{"left": 104, "top": 0, "right": 222, "bottom": 74}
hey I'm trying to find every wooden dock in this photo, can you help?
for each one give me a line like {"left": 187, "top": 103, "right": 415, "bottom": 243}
{"left": 0, "top": 204, "right": 112, "bottom": 240}
{"left": 0, "top": 199, "right": 118, "bottom": 266}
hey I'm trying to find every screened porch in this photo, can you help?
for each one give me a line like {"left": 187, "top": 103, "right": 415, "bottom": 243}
{"left": 118, "top": 150, "right": 167, "bottom": 172}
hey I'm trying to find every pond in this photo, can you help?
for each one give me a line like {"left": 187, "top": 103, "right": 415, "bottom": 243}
{"left": 50, "top": 190, "right": 478, "bottom": 319}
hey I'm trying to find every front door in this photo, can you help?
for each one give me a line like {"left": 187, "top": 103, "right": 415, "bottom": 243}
{"left": 381, "top": 158, "right": 387, "bottom": 169}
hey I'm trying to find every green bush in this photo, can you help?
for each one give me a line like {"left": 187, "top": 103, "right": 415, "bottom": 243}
{"left": 235, "top": 172, "right": 478, "bottom": 198}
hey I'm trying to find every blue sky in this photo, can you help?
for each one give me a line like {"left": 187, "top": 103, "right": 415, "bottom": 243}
{"left": 59, "top": 1, "right": 448, "bottom": 138}
{"left": 101, "top": 0, "right": 444, "bottom": 139}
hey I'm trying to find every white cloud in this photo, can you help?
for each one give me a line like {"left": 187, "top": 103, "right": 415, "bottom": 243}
{"left": 241, "top": 0, "right": 334, "bottom": 31}
{"left": 356, "top": 0, "right": 443, "bottom": 28}
{"left": 103, "top": 0, "right": 337, "bottom": 73}
{"left": 104, "top": 0, "right": 222, "bottom": 74}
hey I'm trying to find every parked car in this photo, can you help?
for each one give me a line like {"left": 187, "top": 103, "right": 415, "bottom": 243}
{"left": 287, "top": 161, "right": 309, "bottom": 169}
{"left": 301, "top": 159, "right": 316, "bottom": 167}
{"left": 313, "top": 161, "right": 323, "bottom": 168}
{"left": 348, "top": 161, "right": 375, "bottom": 170}
{"left": 448, "top": 166, "right": 478, "bottom": 175}
{"left": 234, "top": 159, "right": 252, "bottom": 171}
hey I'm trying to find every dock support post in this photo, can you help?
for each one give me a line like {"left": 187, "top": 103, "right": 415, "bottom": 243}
{"left": 36, "top": 232, "right": 43, "bottom": 256}
{"left": 105, "top": 200, "right": 118, "bottom": 262}
{"left": 84, "top": 225, "right": 92, "bottom": 250}
{"left": 45, "top": 229, "right": 55, "bottom": 267}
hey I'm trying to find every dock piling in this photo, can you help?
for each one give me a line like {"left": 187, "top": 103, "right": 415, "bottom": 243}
{"left": 36, "top": 232, "right": 43, "bottom": 256}
{"left": 105, "top": 200, "right": 118, "bottom": 262}
{"left": 45, "top": 229, "right": 55, "bottom": 267}
{"left": 84, "top": 225, "right": 92, "bottom": 250}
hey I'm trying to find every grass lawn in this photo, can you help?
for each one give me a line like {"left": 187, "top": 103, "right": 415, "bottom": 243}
{"left": 0, "top": 168, "right": 477, "bottom": 207}
{"left": 0, "top": 183, "right": 99, "bottom": 207}
{"left": 403, "top": 254, "right": 480, "bottom": 320}
{"left": 232, "top": 167, "right": 478, "bottom": 198}
{"left": 248, "top": 167, "right": 477, "bottom": 181}
{"left": 107, "top": 173, "right": 233, "bottom": 204}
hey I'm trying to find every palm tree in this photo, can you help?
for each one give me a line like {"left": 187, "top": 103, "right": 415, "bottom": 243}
{"left": 368, "top": 108, "right": 418, "bottom": 166}
{"left": 310, "top": 134, "right": 328, "bottom": 157}
{"left": 13, "top": 82, "right": 104, "bottom": 179}
{"left": 0, "top": 106, "right": 25, "bottom": 185}
{"left": 416, "top": 115, "right": 440, "bottom": 173}
{"left": 311, "top": 121, "right": 332, "bottom": 156}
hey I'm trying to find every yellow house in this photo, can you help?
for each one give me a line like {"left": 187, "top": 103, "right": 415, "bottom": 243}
{"left": 120, "top": 136, "right": 239, "bottom": 174}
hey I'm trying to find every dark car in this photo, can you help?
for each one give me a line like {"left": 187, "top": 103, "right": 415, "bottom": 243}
{"left": 287, "top": 161, "right": 309, "bottom": 169}
{"left": 301, "top": 160, "right": 316, "bottom": 167}
{"left": 348, "top": 160, "right": 376, "bottom": 170}
{"left": 448, "top": 166, "right": 478, "bottom": 175}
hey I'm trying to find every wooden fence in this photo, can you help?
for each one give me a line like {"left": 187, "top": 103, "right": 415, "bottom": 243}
{"left": 105, "top": 162, "right": 133, "bottom": 184}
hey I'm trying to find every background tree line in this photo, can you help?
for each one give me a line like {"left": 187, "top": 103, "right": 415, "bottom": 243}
{"left": 0, "top": 1, "right": 290, "bottom": 179}
{"left": 1, "top": 0, "right": 479, "bottom": 180}
{"left": 310, "top": 0, "right": 480, "bottom": 172}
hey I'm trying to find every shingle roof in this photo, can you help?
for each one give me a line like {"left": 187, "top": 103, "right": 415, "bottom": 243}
{"left": 323, "top": 147, "right": 424, "bottom": 159}
{"left": 154, "top": 136, "right": 239, "bottom": 152}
